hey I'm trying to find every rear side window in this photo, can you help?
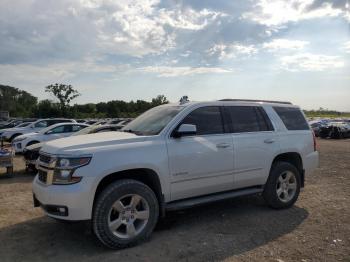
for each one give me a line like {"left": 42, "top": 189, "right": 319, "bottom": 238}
{"left": 181, "top": 106, "right": 224, "bottom": 135}
{"left": 227, "top": 106, "right": 273, "bottom": 133}
{"left": 273, "top": 107, "right": 309, "bottom": 130}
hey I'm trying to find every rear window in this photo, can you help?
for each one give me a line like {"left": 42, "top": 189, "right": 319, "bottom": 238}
{"left": 226, "top": 106, "right": 274, "bottom": 133}
{"left": 273, "top": 107, "right": 309, "bottom": 130}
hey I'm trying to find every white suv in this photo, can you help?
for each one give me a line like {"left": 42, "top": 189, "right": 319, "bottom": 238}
{"left": 33, "top": 100, "right": 319, "bottom": 249}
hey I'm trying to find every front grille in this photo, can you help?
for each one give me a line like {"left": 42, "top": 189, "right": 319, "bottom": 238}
{"left": 39, "top": 154, "right": 51, "bottom": 164}
{"left": 38, "top": 169, "right": 47, "bottom": 183}
{"left": 24, "top": 149, "right": 40, "bottom": 161}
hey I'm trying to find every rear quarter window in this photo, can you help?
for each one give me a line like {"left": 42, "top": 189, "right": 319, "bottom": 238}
{"left": 273, "top": 107, "right": 309, "bottom": 130}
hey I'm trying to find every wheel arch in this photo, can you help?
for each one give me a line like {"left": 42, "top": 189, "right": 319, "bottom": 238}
{"left": 93, "top": 168, "right": 165, "bottom": 216}
{"left": 271, "top": 152, "right": 304, "bottom": 187}
{"left": 10, "top": 133, "right": 23, "bottom": 141}
{"left": 26, "top": 140, "right": 40, "bottom": 147}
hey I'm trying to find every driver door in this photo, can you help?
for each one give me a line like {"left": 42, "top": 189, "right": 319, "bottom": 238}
{"left": 167, "top": 106, "right": 234, "bottom": 201}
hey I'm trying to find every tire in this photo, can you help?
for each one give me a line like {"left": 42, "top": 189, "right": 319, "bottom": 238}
{"left": 263, "top": 161, "right": 301, "bottom": 209}
{"left": 92, "top": 179, "right": 159, "bottom": 249}
{"left": 26, "top": 164, "right": 37, "bottom": 175}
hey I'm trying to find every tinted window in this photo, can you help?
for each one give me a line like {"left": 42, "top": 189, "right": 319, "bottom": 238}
{"left": 49, "top": 125, "right": 65, "bottom": 134}
{"left": 181, "top": 106, "right": 224, "bottom": 135}
{"left": 35, "top": 121, "right": 48, "bottom": 128}
{"left": 256, "top": 107, "right": 274, "bottom": 131}
{"left": 227, "top": 106, "right": 273, "bottom": 133}
{"left": 72, "top": 125, "right": 86, "bottom": 132}
{"left": 273, "top": 107, "right": 309, "bottom": 130}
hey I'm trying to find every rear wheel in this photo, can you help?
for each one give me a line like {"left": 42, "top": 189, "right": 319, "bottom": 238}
{"left": 92, "top": 179, "right": 159, "bottom": 249}
{"left": 263, "top": 162, "right": 301, "bottom": 209}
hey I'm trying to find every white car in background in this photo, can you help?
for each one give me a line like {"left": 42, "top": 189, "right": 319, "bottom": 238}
{"left": 12, "top": 123, "right": 88, "bottom": 153}
{"left": 1, "top": 118, "right": 76, "bottom": 142}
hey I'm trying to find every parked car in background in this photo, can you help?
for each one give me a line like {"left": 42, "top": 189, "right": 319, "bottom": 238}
{"left": 23, "top": 124, "right": 119, "bottom": 171}
{"left": 33, "top": 99, "right": 318, "bottom": 249}
{"left": 71, "top": 124, "right": 121, "bottom": 136}
{"left": 1, "top": 118, "right": 76, "bottom": 142}
{"left": 12, "top": 123, "right": 88, "bottom": 153}
{"left": 107, "top": 118, "right": 124, "bottom": 125}
{"left": 319, "top": 121, "right": 350, "bottom": 139}
{"left": 14, "top": 122, "right": 34, "bottom": 128}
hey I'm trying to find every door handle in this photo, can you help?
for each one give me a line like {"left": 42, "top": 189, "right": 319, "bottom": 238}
{"left": 216, "top": 143, "right": 231, "bottom": 148}
{"left": 264, "top": 139, "right": 275, "bottom": 144}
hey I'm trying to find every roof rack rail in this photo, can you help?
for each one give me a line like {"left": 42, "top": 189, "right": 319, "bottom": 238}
{"left": 219, "top": 99, "right": 292, "bottom": 105}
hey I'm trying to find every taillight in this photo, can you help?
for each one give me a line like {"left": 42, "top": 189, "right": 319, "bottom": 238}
{"left": 312, "top": 131, "right": 317, "bottom": 151}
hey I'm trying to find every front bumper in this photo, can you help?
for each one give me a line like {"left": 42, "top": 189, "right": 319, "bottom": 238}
{"left": 32, "top": 175, "right": 95, "bottom": 220}
{"left": 12, "top": 142, "right": 24, "bottom": 153}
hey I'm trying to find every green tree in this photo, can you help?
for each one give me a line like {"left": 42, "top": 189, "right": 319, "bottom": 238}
{"left": 151, "top": 95, "right": 169, "bottom": 106}
{"left": 35, "top": 99, "right": 61, "bottom": 118}
{"left": 0, "top": 84, "right": 37, "bottom": 117}
{"left": 45, "top": 83, "right": 80, "bottom": 116}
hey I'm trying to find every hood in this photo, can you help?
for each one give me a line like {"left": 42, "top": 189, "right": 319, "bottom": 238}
{"left": 41, "top": 131, "right": 146, "bottom": 155}
{"left": 2, "top": 127, "right": 29, "bottom": 133}
{"left": 14, "top": 132, "right": 38, "bottom": 140}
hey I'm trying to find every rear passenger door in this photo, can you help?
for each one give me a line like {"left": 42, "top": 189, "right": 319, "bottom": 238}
{"left": 226, "top": 106, "right": 279, "bottom": 189}
{"left": 167, "top": 106, "right": 234, "bottom": 201}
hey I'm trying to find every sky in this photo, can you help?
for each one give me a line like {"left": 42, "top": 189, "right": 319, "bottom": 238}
{"left": 0, "top": 0, "right": 349, "bottom": 111}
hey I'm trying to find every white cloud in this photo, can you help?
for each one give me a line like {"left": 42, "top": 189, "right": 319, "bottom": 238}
{"left": 158, "top": 8, "right": 226, "bottom": 30}
{"left": 280, "top": 53, "right": 345, "bottom": 71}
{"left": 138, "top": 66, "right": 232, "bottom": 77}
{"left": 79, "top": 0, "right": 226, "bottom": 57}
{"left": 344, "top": 41, "right": 350, "bottom": 53}
{"left": 263, "top": 39, "right": 309, "bottom": 50}
{"left": 0, "top": 60, "right": 131, "bottom": 86}
{"left": 207, "top": 43, "right": 258, "bottom": 60}
{"left": 243, "top": 0, "right": 345, "bottom": 26}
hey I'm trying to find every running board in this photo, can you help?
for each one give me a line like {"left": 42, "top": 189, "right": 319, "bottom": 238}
{"left": 165, "top": 187, "right": 263, "bottom": 211}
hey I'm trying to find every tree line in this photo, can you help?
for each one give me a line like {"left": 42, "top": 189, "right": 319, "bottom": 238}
{"left": 0, "top": 84, "right": 169, "bottom": 119}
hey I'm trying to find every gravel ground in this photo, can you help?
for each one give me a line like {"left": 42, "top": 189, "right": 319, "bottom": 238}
{"left": 0, "top": 139, "right": 349, "bottom": 262}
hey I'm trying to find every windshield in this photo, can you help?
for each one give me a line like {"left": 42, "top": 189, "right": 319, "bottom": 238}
{"left": 121, "top": 105, "right": 183, "bottom": 136}
{"left": 71, "top": 125, "right": 98, "bottom": 136}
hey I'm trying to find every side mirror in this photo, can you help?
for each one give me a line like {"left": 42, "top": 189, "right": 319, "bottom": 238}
{"left": 173, "top": 124, "right": 197, "bottom": 138}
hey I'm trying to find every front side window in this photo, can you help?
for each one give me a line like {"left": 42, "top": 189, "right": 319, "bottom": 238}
{"left": 49, "top": 125, "right": 65, "bottom": 134}
{"left": 273, "top": 107, "right": 309, "bottom": 130}
{"left": 122, "top": 105, "right": 184, "bottom": 136}
{"left": 180, "top": 106, "right": 224, "bottom": 136}
{"left": 227, "top": 106, "right": 273, "bottom": 133}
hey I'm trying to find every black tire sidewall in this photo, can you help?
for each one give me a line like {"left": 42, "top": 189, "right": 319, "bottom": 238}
{"left": 263, "top": 162, "right": 301, "bottom": 209}
{"left": 93, "top": 179, "right": 159, "bottom": 249}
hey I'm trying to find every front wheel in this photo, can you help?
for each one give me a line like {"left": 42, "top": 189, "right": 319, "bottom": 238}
{"left": 263, "top": 162, "right": 301, "bottom": 209}
{"left": 92, "top": 179, "right": 159, "bottom": 249}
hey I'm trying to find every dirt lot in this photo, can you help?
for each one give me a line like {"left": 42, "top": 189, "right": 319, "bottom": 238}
{"left": 0, "top": 139, "right": 349, "bottom": 262}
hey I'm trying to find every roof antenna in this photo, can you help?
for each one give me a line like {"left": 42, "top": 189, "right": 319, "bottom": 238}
{"left": 179, "top": 96, "right": 189, "bottom": 104}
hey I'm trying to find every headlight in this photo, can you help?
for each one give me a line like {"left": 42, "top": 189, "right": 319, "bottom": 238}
{"left": 56, "top": 157, "right": 91, "bottom": 169}
{"left": 52, "top": 156, "right": 91, "bottom": 185}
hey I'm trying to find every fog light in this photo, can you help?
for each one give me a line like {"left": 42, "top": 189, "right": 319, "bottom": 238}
{"left": 60, "top": 170, "right": 71, "bottom": 178}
